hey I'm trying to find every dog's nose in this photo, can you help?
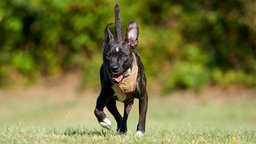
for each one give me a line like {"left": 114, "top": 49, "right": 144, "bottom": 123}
{"left": 111, "top": 65, "right": 119, "bottom": 72}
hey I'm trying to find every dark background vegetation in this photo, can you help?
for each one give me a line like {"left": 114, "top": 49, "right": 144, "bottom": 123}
{"left": 0, "top": 0, "right": 255, "bottom": 93}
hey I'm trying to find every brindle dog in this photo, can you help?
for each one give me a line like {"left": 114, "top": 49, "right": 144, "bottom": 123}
{"left": 94, "top": 4, "right": 148, "bottom": 137}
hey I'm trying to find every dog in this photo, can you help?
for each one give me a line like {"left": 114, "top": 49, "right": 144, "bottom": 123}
{"left": 94, "top": 4, "right": 148, "bottom": 137}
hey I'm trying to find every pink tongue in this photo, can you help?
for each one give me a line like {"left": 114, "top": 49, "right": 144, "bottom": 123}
{"left": 113, "top": 74, "right": 123, "bottom": 82}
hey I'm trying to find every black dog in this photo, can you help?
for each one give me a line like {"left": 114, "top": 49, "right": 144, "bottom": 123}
{"left": 94, "top": 4, "right": 148, "bottom": 136}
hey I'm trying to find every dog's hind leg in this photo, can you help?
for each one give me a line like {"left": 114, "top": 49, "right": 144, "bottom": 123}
{"left": 136, "top": 92, "right": 148, "bottom": 137}
{"left": 119, "top": 99, "right": 134, "bottom": 134}
{"left": 106, "top": 98, "right": 123, "bottom": 131}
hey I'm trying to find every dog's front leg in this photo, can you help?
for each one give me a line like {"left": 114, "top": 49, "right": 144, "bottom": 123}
{"left": 136, "top": 92, "right": 148, "bottom": 136}
{"left": 106, "top": 98, "right": 123, "bottom": 131}
{"left": 94, "top": 91, "right": 112, "bottom": 130}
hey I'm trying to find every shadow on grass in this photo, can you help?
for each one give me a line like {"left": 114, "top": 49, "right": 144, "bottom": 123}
{"left": 64, "top": 127, "right": 113, "bottom": 137}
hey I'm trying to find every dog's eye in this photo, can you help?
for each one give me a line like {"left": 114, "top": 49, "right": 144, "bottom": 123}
{"left": 123, "top": 54, "right": 128, "bottom": 58}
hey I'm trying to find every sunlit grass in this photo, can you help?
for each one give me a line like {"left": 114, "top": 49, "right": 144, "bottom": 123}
{"left": 0, "top": 95, "right": 255, "bottom": 143}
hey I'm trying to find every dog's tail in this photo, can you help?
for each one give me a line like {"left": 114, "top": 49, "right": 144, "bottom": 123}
{"left": 115, "top": 4, "right": 122, "bottom": 42}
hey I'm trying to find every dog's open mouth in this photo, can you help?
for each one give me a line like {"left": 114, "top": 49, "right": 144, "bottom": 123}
{"left": 112, "top": 74, "right": 124, "bottom": 83}
{"left": 111, "top": 68, "right": 131, "bottom": 83}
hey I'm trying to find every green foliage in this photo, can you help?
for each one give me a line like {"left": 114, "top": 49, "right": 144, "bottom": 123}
{"left": 0, "top": 0, "right": 255, "bottom": 91}
{"left": 164, "top": 62, "right": 210, "bottom": 91}
{"left": 12, "top": 52, "right": 35, "bottom": 74}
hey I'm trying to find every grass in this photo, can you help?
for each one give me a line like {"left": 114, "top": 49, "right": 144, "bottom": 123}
{"left": 0, "top": 94, "right": 256, "bottom": 144}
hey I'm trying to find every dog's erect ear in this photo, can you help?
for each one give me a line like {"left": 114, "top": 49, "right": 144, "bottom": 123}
{"left": 103, "top": 23, "right": 114, "bottom": 47}
{"left": 125, "top": 22, "right": 139, "bottom": 49}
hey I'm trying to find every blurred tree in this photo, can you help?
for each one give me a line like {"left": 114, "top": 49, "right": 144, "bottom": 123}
{"left": 0, "top": 0, "right": 255, "bottom": 90}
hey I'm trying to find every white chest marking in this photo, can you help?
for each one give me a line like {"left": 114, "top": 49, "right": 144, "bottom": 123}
{"left": 112, "top": 85, "right": 126, "bottom": 102}
{"left": 116, "top": 47, "right": 119, "bottom": 52}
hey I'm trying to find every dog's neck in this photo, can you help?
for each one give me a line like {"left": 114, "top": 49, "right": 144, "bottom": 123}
{"left": 123, "top": 53, "right": 137, "bottom": 77}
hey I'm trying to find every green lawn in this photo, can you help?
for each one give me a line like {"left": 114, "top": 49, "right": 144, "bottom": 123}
{"left": 0, "top": 94, "right": 255, "bottom": 144}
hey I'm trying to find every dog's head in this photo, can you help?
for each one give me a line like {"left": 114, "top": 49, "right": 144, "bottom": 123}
{"left": 103, "top": 5, "right": 139, "bottom": 84}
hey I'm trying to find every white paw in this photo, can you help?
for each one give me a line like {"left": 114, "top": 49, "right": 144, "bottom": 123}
{"left": 136, "top": 131, "right": 144, "bottom": 137}
{"left": 99, "top": 118, "right": 112, "bottom": 130}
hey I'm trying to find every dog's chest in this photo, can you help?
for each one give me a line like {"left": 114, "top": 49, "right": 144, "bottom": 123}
{"left": 112, "top": 85, "right": 127, "bottom": 102}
